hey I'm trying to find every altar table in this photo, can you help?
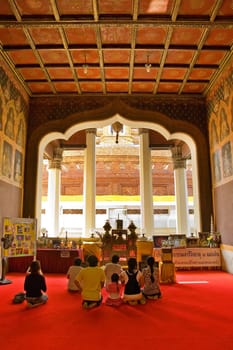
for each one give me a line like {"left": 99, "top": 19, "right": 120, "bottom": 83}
{"left": 7, "top": 248, "right": 83, "bottom": 273}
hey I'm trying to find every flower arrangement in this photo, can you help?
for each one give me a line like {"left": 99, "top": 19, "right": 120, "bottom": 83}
{"left": 207, "top": 233, "right": 221, "bottom": 247}
{"left": 207, "top": 235, "right": 214, "bottom": 247}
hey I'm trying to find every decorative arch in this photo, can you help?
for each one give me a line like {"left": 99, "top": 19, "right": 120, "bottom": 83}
{"left": 24, "top": 104, "right": 212, "bottom": 235}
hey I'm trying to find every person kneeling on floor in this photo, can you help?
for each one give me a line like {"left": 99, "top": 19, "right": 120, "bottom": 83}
{"left": 105, "top": 273, "right": 123, "bottom": 307}
{"left": 120, "top": 257, "right": 146, "bottom": 305}
{"left": 24, "top": 260, "right": 48, "bottom": 308}
{"left": 142, "top": 256, "right": 162, "bottom": 300}
{"left": 75, "top": 255, "right": 105, "bottom": 309}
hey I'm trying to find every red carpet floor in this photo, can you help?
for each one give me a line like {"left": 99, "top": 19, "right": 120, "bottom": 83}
{"left": 1, "top": 271, "right": 233, "bottom": 350}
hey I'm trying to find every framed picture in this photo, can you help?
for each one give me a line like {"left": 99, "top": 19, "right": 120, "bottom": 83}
{"left": 152, "top": 235, "right": 169, "bottom": 248}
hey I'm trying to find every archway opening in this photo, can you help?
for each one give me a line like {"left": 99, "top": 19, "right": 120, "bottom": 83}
{"left": 36, "top": 114, "right": 200, "bottom": 238}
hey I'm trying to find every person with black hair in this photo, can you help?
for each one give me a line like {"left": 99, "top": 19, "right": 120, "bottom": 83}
{"left": 104, "top": 254, "right": 122, "bottom": 285}
{"left": 67, "top": 257, "right": 83, "bottom": 292}
{"left": 24, "top": 260, "right": 48, "bottom": 308}
{"left": 105, "top": 273, "right": 122, "bottom": 306}
{"left": 142, "top": 256, "right": 162, "bottom": 299}
{"left": 75, "top": 255, "right": 105, "bottom": 309}
{"left": 120, "top": 257, "right": 146, "bottom": 305}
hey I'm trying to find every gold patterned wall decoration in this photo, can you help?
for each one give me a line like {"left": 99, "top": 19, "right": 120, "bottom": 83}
{"left": 208, "top": 67, "right": 233, "bottom": 188}
{"left": 0, "top": 68, "right": 27, "bottom": 188}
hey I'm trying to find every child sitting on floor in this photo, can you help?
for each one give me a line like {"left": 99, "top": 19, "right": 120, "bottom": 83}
{"left": 142, "top": 256, "right": 162, "bottom": 299}
{"left": 105, "top": 273, "right": 122, "bottom": 306}
{"left": 120, "top": 257, "right": 146, "bottom": 305}
{"left": 67, "top": 257, "right": 83, "bottom": 292}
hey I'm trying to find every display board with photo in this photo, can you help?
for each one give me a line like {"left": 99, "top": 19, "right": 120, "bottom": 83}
{"left": 2, "top": 217, "right": 36, "bottom": 257}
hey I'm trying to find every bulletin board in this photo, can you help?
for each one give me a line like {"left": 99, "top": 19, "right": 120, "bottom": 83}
{"left": 2, "top": 217, "right": 36, "bottom": 257}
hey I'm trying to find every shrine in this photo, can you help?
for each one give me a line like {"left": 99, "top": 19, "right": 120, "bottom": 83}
{"left": 100, "top": 219, "right": 138, "bottom": 265}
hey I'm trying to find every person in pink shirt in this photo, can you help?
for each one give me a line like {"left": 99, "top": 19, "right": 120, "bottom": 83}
{"left": 105, "top": 273, "right": 123, "bottom": 306}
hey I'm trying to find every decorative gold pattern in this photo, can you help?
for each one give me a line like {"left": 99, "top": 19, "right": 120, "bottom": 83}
{"left": 208, "top": 66, "right": 233, "bottom": 187}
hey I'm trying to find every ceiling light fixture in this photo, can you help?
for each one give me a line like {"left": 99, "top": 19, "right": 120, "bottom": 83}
{"left": 82, "top": 52, "right": 88, "bottom": 74}
{"left": 112, "top": 122, "right": 123, "bottom": 144}
{"left": 145, "top": 54, "right": 152, "bottom": 73}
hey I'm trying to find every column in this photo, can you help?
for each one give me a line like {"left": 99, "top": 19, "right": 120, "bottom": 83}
{"left": 172, "top": 146, "right": 190, "bottom": 236}
{"left": 47, "top": 148, "right": 63, "bottom": 237}
{"left": 139, "top": 129, "right": 154, "bottom": 236}
{"left": 83, "top": 129, "right": 96, "bottom": 236}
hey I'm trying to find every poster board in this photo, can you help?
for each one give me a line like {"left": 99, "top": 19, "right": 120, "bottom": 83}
{"left": 2, "top": 217, "right": 36, "bottom": 257}
{"left": 172, "top": 248, "right": 221, "bottom": 267}
{"left": 153, "top": 247, "right": 221, "bottom": 267}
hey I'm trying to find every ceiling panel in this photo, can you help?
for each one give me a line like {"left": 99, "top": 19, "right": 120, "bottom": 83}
{"left": 7, "top": 50, "right": 38, "bottom": 65}
{"left": 18, "top": 67, "right": 47, "bottom": 80}
{"left": 161, "top": 68, "right": 187, "bottom": 80}
{"left": 0, "top": 0, "right": 232, "bottom": 97}
{"left": 80, "top": 81, "right": 103, "bottom": 93}
{"left": 218, "top": 1, "right": 233, "bottom": 16}
{"left": 47, "top": 67, "right": 74, "bottom": 80}
{"left": 165, "top": 50, "right": 195, "bottom": 65}
{"left": 76, "top": 67, "right": 101, "bottom": 79}
{"left": 182, "top": 82, "right": 207, "bottom": 93}
{"left": 98, "top": 0, "right": 133, "bottom": 15}
{"left": 136, "top": 27, "right": 167, "bottom": 45}
{"left": 15, "top": 0, "right": 54, "bottom": 16}
{"left": 0, "top": 28, "right": 28, "bottom": 45}
{"left": 196, "top": 50, "right": 227, "bottom": 65}
{"left": 65, "top": 27, "right": 97, "bottom": 45}
{"left": 106, "top": 82, "right": 129, "bottom": 92}
{"left": 71, "top": 50, "right": 99, "bottom": 64}
{"left": 105, "top": 67, "right": 129, "bottom": 80}
{"left": 134, "top": 50, "right": 163, "bottom": 64}
{"left": 100, "top": 26, "right": 132, "bottom": 45}
{"left": 38, "top": 49, "right": 70, "bottom": 64}
{"left": 158, "top": 82, "right": 181, "bottom": 93}
{"left": 178, "top": 0, "right": 217, "bottom": 16}
{"left": 170, "top": 27, "right": 204, "bottom": 46}
{"left": 53, "top": 82, "right": 78, "bottom": 93}
{"left": 132, "top": 81, "right": 155, "bottom": 93}
{"left": 133, "top": 67, "right": 158, "bottom": 80}
{"left": 57, "top": 0, "right": 93, "bottom": 16}
{"left": 188, "top": 68, "right": 215, "bottom": 80}
{"left": 27, "top": 82, "right": 53, "bottom": 93}
{"left": 103, "top": 50, "right": 131, "bottom": 64}
{"left": 139, "top": 0, "right": 174, "bottom": 15}
{"left": 204, "top": 28, "right": 233, "bottom": 46}
{"left": 29, "top": 28, "right": 63, "bottom": 45}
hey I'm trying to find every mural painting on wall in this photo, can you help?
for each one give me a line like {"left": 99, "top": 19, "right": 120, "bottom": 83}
{"left": 2, "top": 141, "right": 12, "bottom": 179}
{"left": 222, "top": 141, "right": 233, "bottom": 178}
{"left": 212, "top": 150, "right": 221, "bottom": 183}
{"left": 208, "top": 68, "right": 233, "bottom": 188}
{"left": 0, "top": 68, "right": 27, "bottom": 187}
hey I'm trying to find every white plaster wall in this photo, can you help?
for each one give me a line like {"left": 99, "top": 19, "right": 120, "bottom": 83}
{"left": 221, "top": 247, "right": 233, "bottom": 274}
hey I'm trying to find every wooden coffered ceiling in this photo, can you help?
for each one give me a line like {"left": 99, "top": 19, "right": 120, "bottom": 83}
{"left": 0, "top": 0, "right": 233, "bottom": 97}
